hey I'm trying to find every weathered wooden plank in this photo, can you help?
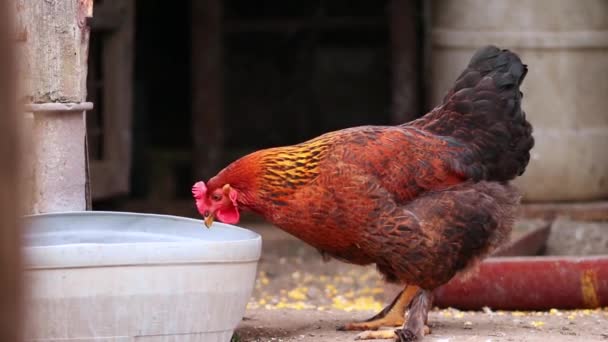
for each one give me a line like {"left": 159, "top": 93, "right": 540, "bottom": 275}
{"left": 0, "top": 0, "right": 23, "bottom": 340}
{"left": 15, "top": 0, "right": 92, "bottom": 103}
{"left": 390, "top": 0, "right": 420, "bottom": 123}
{"left": 192, "top": 0, "right": 224, "bottom": 179}
{"left": 17, "top": 0, "right": 94, "bottom": 213}
{"left": 89, "top": 0, "right": 134, "bottom": 200}
{"left": 520, "top": 201, "right": 608, "bottom": 222}
{"left": 225, "top": 17, "right": 385, "bottom": 33}
{"left": 29, "top": 111, "right": 88, "bottom": 212}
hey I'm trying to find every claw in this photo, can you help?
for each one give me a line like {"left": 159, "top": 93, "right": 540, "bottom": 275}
{"left": 394, "top": 328, "right": 417, "bottom": 342}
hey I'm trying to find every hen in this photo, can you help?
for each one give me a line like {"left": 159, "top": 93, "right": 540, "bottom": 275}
{"left": 193, "top": 46, "right": 533, "bottom": 341}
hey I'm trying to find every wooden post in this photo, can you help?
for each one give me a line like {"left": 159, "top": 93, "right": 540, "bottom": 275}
{"left": 0, "top": 0, "right": 22, "bottom": 340}
{"left": 17, "top": 0, "right": 94, "bottom": 213}
{"left": 88, "top": 0, "right": 135, "bottom": 201}
{"left": 390, "top": 0, "right": 420, "bottom": 123}
{"left": 192, "top": 0, "right": 224, "bottom": 179}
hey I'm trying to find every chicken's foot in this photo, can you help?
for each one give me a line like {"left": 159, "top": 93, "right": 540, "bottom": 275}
{"left": 338, "top": 285, "right": 419, "bottom": 331}
{"left": 354, "top": 326, "right": 431, "bottom": 340}
{"left": 355, "top": 329, "right": 397, "bottom": 340}
{"left": 394, "top": 289, "right": 433, "bottom": 342}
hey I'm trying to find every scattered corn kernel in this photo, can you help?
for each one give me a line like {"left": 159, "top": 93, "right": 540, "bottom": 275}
{"left": 287, "top": 287, "right": 308, "bottom": 301}
{"left": 530, "top": 321, "right": 545, "bottom": 328}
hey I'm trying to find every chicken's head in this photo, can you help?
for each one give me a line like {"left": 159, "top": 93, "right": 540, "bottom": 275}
{"left": 192, "top": 181, "right": 239, "bottom": 228}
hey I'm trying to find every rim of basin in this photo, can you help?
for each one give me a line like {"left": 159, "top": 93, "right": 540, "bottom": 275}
{"left": 23, "top": 211, "right": 262, "bottom": 269}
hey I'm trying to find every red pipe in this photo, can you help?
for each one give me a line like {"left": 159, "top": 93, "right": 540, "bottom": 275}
{"left": 434, "top": 256, "right": 608, "bottom": 310}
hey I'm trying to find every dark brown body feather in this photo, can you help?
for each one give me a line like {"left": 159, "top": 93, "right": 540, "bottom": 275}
{"left": 411, "top": 46, "right": 534, "bottom": 182}
{"left": 209, "top": 46, "right": 533, "bottom": 291}
{"left": 372, "top": 181, "right": 518, "bottom": 288}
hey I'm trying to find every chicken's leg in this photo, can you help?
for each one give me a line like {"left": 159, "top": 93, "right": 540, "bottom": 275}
{"left": 394, "top": 289, "right": 433, "bottom": 342}
{"left": 338, "top": 285, "right": 419, "bottom": 331}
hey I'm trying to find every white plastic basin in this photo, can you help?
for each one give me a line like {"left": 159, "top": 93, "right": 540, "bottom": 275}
{"left": 23, "top": 211, "right": 262, "bottom": 342}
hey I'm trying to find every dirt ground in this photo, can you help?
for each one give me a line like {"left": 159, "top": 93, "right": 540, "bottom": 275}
{"left": 233, "top": 220, "right": 608, "bottom": 342}
{"left": 237, "top": 307, "right": 608, "bottom": 342}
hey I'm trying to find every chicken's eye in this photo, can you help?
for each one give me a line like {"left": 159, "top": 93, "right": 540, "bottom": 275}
{"left": 211, "top": 194, "right": 222, "bottom": 201}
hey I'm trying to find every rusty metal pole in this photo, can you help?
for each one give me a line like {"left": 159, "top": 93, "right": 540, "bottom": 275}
{"left": 17, "top": 0, "right": 94, "bottom": 213}
{"left": 192, "top": 0, "right": 224, "bottom": 180}
{"left": 435, "top": 256, "right": 608, "bottom": 310}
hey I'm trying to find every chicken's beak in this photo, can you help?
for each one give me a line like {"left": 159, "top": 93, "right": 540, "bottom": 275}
{"left": 204, "top": 213, "right": 215, "bottom": 229}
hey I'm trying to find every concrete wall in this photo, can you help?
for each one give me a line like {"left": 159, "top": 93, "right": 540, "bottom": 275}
{"left": 17, "top": 0, "right": 93, "bottom": 213}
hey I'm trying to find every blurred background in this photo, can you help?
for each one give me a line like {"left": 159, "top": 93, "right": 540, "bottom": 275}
{"left": 87, "top": 0, "right": 608, "bottom": 216}
{"left": 90, "top": 0, "right": 421, "bottom": 211}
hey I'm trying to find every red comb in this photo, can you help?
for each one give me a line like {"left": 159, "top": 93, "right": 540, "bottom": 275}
{"left": 192, "top": 181, "right": 207, "bottom": 199}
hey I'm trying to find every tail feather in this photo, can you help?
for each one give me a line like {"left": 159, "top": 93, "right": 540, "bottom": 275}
{"left": 411, "top": 45, "right": 534, "bottom": 182}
